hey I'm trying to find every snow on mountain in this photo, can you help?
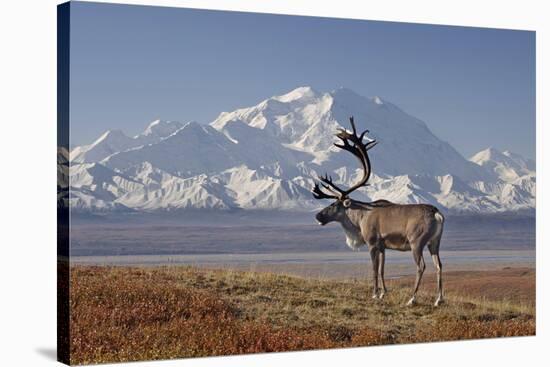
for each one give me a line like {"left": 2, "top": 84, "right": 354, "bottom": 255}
{"left": 83, "top": 163, "right": 313, "bottom": 211}
{"left": 503, "top": 150, "right": 536, "bottom": 171}
{"left": 71, "top": 120, "right": 186, "bottom": 163}
{"left": 359, "top": 173, "right": 504, "bottom": 213}
{"left": 134, "top": 119, "right": 185, "bottom": 144}
{"left": 67, "top": 87, "right": 535, "bottom": 214}
{"left": 71, "top": 130, "right": 136, "bottom": 164}
{"left": 470, "top": 147, "right": 535, "bottom": 182}
{"left": 513, "top": 173, "right": 536, "bottom": 197}
{"left": 212, "top": 86, "right": 334, "bottom": 153}
{"left": 68, "top": 163, "right": 136, "bottom": 212}
{"left": 211, "top": 87, "right": 491, "bottom": 182}
{"left": 216, "top": 165, "right": 314, "bottom": 210}
{"left": 70, "top": 162, "right": 144, "bottom": 203}
{"left": 102, "top": 120, "right": 312, "bottom": 179}
{"left": 116, "top": 171, "right": 234, "bottom": 210}
{"left": 467, "top": 147, "right": 535, "bottom": 211}
{"left": 57, "top": 147, "right": 69, "bottom": 188}
{"left": 102, "top": 122, "right": 242, "bottom": 176}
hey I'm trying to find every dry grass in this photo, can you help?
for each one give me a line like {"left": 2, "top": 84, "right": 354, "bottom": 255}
{"left": 69, "top": 266, "right": 535, "bottom": 365}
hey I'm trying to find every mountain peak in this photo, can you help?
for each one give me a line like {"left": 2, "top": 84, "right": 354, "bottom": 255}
{"left": 470, "top": 147, "right": 505, "bottom": 163}
{"left": 471, "top": 147, "right": 533, "bottom": 166}
{"left": 273, "top": 86, "right": 317, "bottom": 103}
{"left": 182, "top": 120, "right": 202, "bottom": 129}
{"left": 139, "top": 119, "right": 184, "bottom": 138}
{"left": 94, "top": 129, "right": 130, "bottom": 145}
{"left": 102, "top": 129, "right": 126, "bottom": 137}
{"left": 372, "top": 96, "right": 384, "bottom": 105}
{"left": 172, "top": 121, "right": 219, "bottom": 138}
{"left": 140, "top": 119, "right": 162, "bottom": 136}
{"left": 470, "top": 147, "right": 535, "bottom": 183}
{"left": 147, "top": 119, "right": 162, "bottom": 127}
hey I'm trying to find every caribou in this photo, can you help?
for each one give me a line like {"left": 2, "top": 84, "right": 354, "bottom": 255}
{"left": 312, "top": 117, "right": 445, "bottom": 306}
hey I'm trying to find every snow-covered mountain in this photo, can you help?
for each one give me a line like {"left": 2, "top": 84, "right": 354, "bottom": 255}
{"left": 212, "top": 86, "right": 491, "bottom": 181}
{"left": 71, "top": 120, "right": 185, "bottom": 163}
{"left": 64, "top": 87, "right": 535, "bottom": 214}
{"left": 470, "top": 147, "right": 535, "bottom": 182}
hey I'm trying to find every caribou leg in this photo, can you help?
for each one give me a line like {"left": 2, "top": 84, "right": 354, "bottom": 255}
{"left": 378, "top": 250, "right": 387, "bottom": 299}
{"left": 369, "top": 247, "right": 380, "bottom": 299}
{"left": 407, "top": 247, "right": 426, "bottom": 306}
{"left": 431, "top": 253, "right": 444, "bottom": 306}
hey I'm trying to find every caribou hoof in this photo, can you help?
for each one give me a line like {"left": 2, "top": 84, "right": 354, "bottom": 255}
{"left": 434, "top": 298, "right": 444, "bottom": 307}
{"left": 406, "top": 297, "right": 416, "bottom": 306}
{"left": 378, "top": 292, "right": 386, "bottom": 300}
{"left": 372, "top": 294, "right": 379, "bottom": 300}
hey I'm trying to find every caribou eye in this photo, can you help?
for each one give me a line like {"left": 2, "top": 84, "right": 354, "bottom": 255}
{"left": 343, "top": 198, "right": 352, "bottom": 208}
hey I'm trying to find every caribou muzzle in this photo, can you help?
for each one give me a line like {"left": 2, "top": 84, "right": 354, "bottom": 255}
{"left": 315, "top": 211, "right": 328, "bottom": 226}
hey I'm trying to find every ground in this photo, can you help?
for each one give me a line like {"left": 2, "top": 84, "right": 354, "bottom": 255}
{"left": 68, "top": 265, "right": 535, "bottom": 365}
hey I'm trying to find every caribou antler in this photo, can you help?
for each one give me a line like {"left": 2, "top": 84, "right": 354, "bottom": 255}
{"left": 311, "top": 116, "right": 377, "bottom": 200}
{"left": 318, "top": 173, "right": 346, "bottom": 197}
{"left": 312, "top": 182, "right": 339, "bottom": 200}
{"left": 334, "top": 116, "right": 377, "bottom": 197}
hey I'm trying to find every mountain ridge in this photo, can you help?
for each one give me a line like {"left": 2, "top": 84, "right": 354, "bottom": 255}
{"left": 61, "top": 87, "right": 535, "bottom": 214}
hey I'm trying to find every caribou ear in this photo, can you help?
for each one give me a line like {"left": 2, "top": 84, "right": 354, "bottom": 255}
{"left": 342, "top": 198, "right": 352, "bottom": 208}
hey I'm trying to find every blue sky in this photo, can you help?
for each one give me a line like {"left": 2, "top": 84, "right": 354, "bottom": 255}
{"left": 69, "top": 1, "right": 535, "bottom": 159}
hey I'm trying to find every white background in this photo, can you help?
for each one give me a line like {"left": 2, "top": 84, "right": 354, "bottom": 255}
{"left": 0, "top": 0, "right": 546, "bottom": 366}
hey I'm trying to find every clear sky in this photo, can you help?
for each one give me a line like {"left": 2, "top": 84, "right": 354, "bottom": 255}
{"left": 69, "top": 1, "right": 536, "bottom": 159}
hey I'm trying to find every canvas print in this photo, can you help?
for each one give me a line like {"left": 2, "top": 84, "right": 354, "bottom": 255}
{"left": 57, "top": 1, "right": 536, "bottom": 365}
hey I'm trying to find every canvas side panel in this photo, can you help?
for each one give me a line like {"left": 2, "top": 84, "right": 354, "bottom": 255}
{"left": 57, "top": 2, "right": 71, "bottom": 365}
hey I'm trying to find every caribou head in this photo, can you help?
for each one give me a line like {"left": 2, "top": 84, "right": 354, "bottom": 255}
{"left": 313, "top": 116, "right": 378, "bottom": 226}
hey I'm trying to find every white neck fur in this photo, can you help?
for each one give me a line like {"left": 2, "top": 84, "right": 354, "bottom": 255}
{"left": 339, "top": 214, "right": 365, "bottom": 250}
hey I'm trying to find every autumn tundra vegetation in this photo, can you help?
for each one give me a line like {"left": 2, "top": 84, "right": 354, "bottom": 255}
{"left": 68, "top": 265, "right": 535, "bottom": 365}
